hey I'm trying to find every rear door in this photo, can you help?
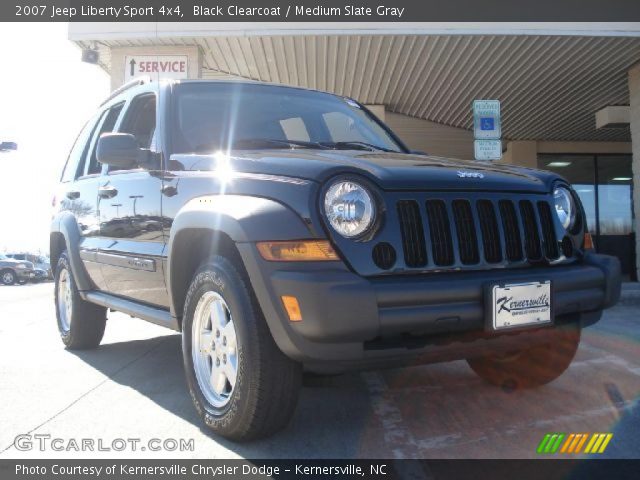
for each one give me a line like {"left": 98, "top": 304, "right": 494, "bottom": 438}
{"left": 96, "top": 91, "right": 167, "bottom": 307}
{"left": 58, "top": 103, "right": 124, "bottom": 290}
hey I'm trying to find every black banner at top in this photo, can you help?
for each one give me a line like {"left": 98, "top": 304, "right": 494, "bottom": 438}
{"left": 3, "top": 0, "right": 640, "bottom": 22}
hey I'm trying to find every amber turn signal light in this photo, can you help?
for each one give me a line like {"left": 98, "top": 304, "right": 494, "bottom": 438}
{"left": 256, "top": 241, "right": 339, "bottom": 261}
{"left": 281, "top": 296, "right": 302, "bottom": 322}
{"left": 584, "top": 232, "right": 595, "bottom": 250}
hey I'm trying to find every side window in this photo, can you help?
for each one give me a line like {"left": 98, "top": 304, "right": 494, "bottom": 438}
{"left": 122, "top": 94, "right": 157, "bottom": 148}
{"left": 110, "top": 94, "right": 156, "bottom": 172}
{"left": 85, "top": 103, "right": 124, "bottom": 176}
{"left": 61, "top": 111, "right": 103, "bottom": 183}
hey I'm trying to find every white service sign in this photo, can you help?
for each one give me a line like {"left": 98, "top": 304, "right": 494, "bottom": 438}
{"left": 124, "top": 55, "right": 189, "bottom": 82}
{"left": 474, "top": 139, "right": 502, "bottom": 161}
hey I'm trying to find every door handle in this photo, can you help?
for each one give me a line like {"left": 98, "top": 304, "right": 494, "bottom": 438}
{"left": 66, "top": 191, "right": 80, "bottom": 200}
{"left": 98, "top": 185, "right": 118, "bottom": 199}
{"left": 161, "top": 184, "right": 178, "bottom": 197}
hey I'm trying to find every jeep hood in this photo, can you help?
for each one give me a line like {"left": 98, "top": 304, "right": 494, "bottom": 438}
{"left": 170, "top": 150, "right": 556, "bottom": 193}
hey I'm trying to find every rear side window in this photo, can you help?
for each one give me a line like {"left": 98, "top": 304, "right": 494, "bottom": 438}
{"left": 61, "top": 111, "right": 103, "bottom": 183}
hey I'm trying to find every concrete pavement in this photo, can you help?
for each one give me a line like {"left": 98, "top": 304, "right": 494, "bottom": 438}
{"left": 0, "top": 283, "right": 638, "bottom": 459}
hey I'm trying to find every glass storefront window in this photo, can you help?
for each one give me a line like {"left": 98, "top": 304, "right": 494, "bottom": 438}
{"left": 596, "top": 155, "right": 633, "bottom": 236}
{"left": 538, "top": 155, "right": 596, "bottom": 232}
{"left": 538, "top": 153, "right": 635, "bottom": 279}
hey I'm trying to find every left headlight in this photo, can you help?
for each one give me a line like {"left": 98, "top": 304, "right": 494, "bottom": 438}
{"left": 324, "top": 180, "right": 376, "bottom": 238}
{"left": 553, "top": 186, "right": 576, "bottom": 231}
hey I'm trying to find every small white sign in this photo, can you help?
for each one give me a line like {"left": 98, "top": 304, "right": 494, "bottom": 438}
{"left": 474, "top": 140, "right": 502, "bottom": 161}
{"left": 124, "top": 55, "right": 189, "bottom": 82}
{"left": 473, "top": 100, "right": 501, "bottom": 140}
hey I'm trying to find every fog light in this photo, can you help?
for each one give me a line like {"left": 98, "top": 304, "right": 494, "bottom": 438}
{"left": 281, "top": 296, "right": 302, "bottom": 322}
{"left": 257, "top": 240, "right": 339, "bottom": 261}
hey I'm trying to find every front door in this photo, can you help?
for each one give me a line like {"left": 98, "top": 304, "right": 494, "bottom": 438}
{"left": 97, "top": 93, "right": 167, "bottom": 307}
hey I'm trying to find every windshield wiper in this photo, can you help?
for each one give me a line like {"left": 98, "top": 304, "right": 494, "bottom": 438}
{"left": 320, "top": 141, "right": 395, "bottom": 152}
{"left": 236, "top": 138, "right": 333, "bottom": 150}
{"left": 191, "top": 139, "right": 396, "bottom": 153}
{"left": 193, "top": 138, "right": 330, "bottom": 152}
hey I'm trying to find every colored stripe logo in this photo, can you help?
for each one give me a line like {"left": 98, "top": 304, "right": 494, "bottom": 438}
{"left": 537, "top": 433, "right": 613, "bottom": 454}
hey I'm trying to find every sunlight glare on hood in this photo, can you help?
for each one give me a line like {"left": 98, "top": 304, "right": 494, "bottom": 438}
{"left": 214, "top": 151, "right": 234, "bottom": 186}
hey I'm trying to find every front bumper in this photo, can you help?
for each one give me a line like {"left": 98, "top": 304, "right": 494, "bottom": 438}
{"left": 16, "top": 269, "right": 36, "bottom": 281}
{"left": 239, "top": 246, "right": 621, "bottom": 370}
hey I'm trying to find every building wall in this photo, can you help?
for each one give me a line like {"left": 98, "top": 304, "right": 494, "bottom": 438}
{"left": 385, "top": 112, "right": 475, "bottom": 159}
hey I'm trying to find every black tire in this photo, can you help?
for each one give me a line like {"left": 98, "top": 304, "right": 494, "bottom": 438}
{"left": 182, "top": 255, "right": 301, "bottom": 441}
{"left": 1, "top": 269, "right": 17, "bottom": 286}
{"left": 467, "top": 323, "right": 581, "bottom": 390}
{"left": 54, "top": 251, "right": 107, "bottom": 350}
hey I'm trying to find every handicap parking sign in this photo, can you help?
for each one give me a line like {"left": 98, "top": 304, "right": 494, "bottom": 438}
{"left": 473, "top": 100, "right": 501, "bottom": 140}
{"left": 480, "top": 117, "right": 494, "bottom": 131}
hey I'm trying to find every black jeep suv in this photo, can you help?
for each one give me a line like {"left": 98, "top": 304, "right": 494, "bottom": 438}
{"left": 51, "top": 79, "right": 621, "bottom": 440}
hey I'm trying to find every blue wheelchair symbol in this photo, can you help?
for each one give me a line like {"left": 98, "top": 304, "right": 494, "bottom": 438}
{"left": 480, "top": 117, "right": 495, "bottom": 131}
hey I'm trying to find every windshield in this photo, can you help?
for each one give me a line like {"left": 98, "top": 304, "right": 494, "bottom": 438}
{"left": 171, "top": 83, "right": 405, "bottom": 154}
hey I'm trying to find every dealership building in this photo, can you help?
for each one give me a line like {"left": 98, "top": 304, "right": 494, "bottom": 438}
{"left": 69, "top": 22, "right": 640, "bottom": 280}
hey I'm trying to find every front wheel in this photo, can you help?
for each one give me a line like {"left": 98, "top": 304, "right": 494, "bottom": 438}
{"left": 54, "top": 252, "right": 107, "bottom": 349}
{"left": 182, "top": 255, "right": 301, "bottom": 441}
{"left": 1, "top": 269, "right": 17, "bottom": 285}
{"left": 467, "top": 323, "right": 581, "bottom": 390}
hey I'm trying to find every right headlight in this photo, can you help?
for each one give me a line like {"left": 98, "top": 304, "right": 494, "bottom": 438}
{"left": 553, "top": 186, "right": 577, "bottom": 231}
{"left": 324, "top": 180, "right": 376, "bottom": 238}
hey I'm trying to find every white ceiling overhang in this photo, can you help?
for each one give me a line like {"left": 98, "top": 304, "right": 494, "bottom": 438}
{"left": 71, "top": 24, "right": 640, "bottom": 141}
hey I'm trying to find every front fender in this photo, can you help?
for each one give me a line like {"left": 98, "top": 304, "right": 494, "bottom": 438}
{"left": 168, "top": 195, "right": 314, "bottom": 244}
{"left": 166, "top": 194, "right": 317, "bottom": 318}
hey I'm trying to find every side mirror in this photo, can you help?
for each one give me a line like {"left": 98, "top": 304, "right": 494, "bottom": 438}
{"left": 0, "top": 141, "right": 17, "bottom": 152}
{"left": 97, "top": 133, "right": 142, "bottom": 169}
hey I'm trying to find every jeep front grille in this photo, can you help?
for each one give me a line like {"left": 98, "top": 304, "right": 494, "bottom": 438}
{"left": 394, "top": 196, "right": 562, "bottom": 271}
{"left": 538, "top": 201, "right": 560, "bottom": 260}
{"left": 425, "top": 200, "right": 454, "bottom": 266}
{"left": 520, "top": 200, "right": 542, "bottom": 261}
{"left": 397, "top": 200, "right": 428, "bottom": 267}
{"left": 477, "top": 200, "right": 502, "bottom": 263}
{"left": 499, "top": 200, "right": 523, "bottom": 262}
{"left": 452, "top": 200, "right": 479, "bottom": 265}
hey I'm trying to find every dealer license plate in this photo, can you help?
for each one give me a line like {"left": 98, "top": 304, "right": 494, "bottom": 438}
{"left": 490, "top": 281, "right": 552, "bottom": 331}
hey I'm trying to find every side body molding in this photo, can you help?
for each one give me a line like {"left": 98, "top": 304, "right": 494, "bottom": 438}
{"left": 166, "top": 195, "right": 315, "bottom": 319}
{"left": 50, "top": 212, "right": 93, "bottom": 291}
